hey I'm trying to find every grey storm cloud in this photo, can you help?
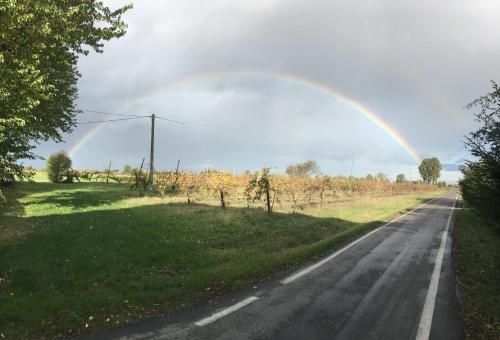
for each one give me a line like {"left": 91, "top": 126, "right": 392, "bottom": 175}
{"left": 32, "top": 0, "right": 500, "bottom": 183}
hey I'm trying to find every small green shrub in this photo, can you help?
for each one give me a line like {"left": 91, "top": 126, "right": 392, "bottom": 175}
{"left": 46, "top": 152, "right": 72, "bottom": 183}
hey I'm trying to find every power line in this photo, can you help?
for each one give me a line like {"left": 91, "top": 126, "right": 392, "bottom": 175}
{"left": 78, "top": 116, "right": 148, "bottom": 124}
{"left": 79, "top": 108, "right": 186, "bottom": 125}
{"left": 79, "top": 109, "right": 144, "bottom": 118}
{"left": 155, "top": 116, "right": 185, "bottom": 125}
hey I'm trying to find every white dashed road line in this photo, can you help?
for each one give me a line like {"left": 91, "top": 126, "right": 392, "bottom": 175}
{"left": 194, "top": 296, "right": 259, "bottom": 327}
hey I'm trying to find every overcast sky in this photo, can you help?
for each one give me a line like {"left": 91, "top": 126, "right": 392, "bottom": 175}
{"left": 32, "top": 0, "right": 500, "bottom": 183}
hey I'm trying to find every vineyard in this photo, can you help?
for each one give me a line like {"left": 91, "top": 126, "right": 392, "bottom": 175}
{"left": 55, "top": 167, "right": 441, "bottom": 214}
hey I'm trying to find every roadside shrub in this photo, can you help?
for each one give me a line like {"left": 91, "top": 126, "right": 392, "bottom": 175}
{"left": 46, "top": 152, "right": 72, "bottom": 183}
{"left": 459, "top": 81, "right": 500, "bottom": 225}
{"left": 460, "top": 162, "right": 500, "bottom": 226}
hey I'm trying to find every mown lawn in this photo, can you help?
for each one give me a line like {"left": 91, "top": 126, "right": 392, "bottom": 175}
{"left": 0, "top": 182, "right": 444, "bottom": 339}
{"left": 454, "top": 204, "right": 500, "bottom": 339}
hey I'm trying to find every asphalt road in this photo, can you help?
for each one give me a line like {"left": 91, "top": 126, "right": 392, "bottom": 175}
{"left": 80, "top": 192, "right": 463, "bottom": 340}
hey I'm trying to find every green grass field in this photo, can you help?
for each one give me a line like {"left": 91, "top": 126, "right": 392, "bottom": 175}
{"left": 0, "top": 179, "right": 444, "bottom": 339}
{"left": 454, "top": 205, "right": 500, "bottom": 339}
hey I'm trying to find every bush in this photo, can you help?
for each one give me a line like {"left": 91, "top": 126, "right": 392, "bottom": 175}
{"left": 459, "top": 81, "right": 500, "bottom": 224}
{"left": 46, "top": 152, "right": 72, "bottom": 183}
{"left": 460, "top": 162, "right": 500, "bottom": 225}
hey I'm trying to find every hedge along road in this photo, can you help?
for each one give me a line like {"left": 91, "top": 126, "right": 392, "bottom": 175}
{"left": 80, "top": 192, "right": 462, "bottom": 340}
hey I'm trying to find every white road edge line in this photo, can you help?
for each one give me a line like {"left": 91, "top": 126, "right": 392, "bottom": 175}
{"left": 281, "top": 194, "right": 448, "bottom": 285}
{"left": 194, "top": 296, "right": 259, "bottom": 327}
{"left": 415, "top": 194, "right": 458, "bottom": 340}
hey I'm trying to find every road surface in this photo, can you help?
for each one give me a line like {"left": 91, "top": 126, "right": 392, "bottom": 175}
{"left": 81, "top": 192, "right": 463, "bottom": 340}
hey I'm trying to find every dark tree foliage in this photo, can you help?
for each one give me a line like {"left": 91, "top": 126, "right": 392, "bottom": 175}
{"left": 0, "top": 118, "right": 32, "bottom": 181}
{"left": 0, "top": 1, "right": 132, "bottom": 181}
{"left": 460, "top": 81, "right": 500, "bottom": 225}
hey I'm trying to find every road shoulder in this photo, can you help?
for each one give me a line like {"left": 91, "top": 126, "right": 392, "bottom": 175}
{"left": 453, "top": 203, "right": 500, "bottom": 339}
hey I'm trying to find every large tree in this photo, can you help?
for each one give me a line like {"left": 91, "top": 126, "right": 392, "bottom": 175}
{"left": 418, "top": 157, "right": 441, "bottom": 184}
{"left": 286, "top": 160, "right": 320, "bottom": 177}
{"left": 396, "top": 174, "right": 407, "bottom": 183}
{"left": 0, "top": 0, "right": 132, "bottom": 181}
{"left": 375, "top": 172, "right": 389, "bottom": 182}
{"left": 459, "top": 81, "right": 500, "bottom": 224}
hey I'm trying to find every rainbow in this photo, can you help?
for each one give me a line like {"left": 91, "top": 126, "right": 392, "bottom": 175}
{"left": 68, "top": 70, "right": 422, "bottom": 162}
{"left": 68, "top": 123, "right": 103, "bottom": 158}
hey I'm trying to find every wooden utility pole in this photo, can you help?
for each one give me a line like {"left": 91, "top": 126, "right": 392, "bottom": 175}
{"left": 149, "top": 114, "right": 155, "bottom": 184}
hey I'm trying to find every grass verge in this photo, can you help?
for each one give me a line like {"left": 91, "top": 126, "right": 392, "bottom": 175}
{"left": 453, "top": 203, "right": 500, "bottom": 339}
{"left": 0, "top": 182, "right": 443, "bottom": 339}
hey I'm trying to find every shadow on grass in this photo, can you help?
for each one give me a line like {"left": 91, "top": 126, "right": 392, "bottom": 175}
{"left": 26, "top": 187, "right": 136, "bottom": 209}
{"left": 0, "top": 182, "right": 136, "bottom": 247}
{"left": 0, "top": 199, "right": 379, "bottom": 339}
{"left": 0, "top": 185, "right": 26, "bottom": 217}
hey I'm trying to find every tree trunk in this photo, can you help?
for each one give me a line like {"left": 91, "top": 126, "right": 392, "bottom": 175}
{"left": 220, "top": 190, "right": 226, "bottom": 209}
{"left": 266, "top": 187, "right": 272, "bottom": 214}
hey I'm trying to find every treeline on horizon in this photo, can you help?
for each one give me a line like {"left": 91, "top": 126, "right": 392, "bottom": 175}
{"left": 26, "top": 152, "right": 443, "bottom": 214}
{"left": 21, "top": 158, "right": 447, "bottom": 186}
